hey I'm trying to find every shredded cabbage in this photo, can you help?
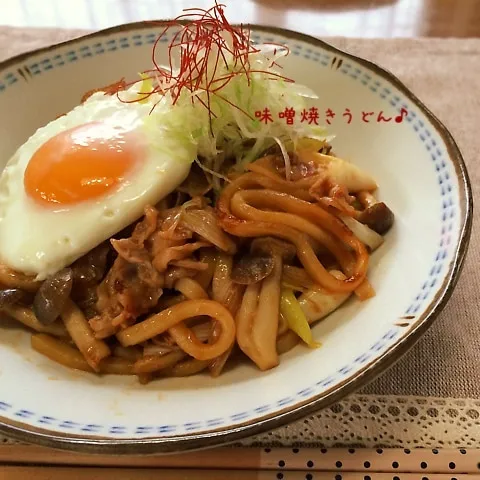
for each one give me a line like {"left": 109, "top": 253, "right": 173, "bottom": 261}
{"left": 280, "top": 288, "right": 321, "bottom": 348}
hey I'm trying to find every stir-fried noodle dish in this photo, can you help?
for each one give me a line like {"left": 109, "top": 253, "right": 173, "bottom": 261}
{"left": 0, "top": 4, "right": 393, "bottom": 383}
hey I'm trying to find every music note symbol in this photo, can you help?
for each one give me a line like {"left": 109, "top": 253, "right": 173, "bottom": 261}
{"left": 395, "top": 108, "right": 408, "bottom": 123}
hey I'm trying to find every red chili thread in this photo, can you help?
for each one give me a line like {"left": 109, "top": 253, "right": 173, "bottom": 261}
{"left": 109, "top": 1, "right": 294, "bottom": 123}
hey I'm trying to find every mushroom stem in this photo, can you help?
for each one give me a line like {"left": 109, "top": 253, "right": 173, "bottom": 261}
{"left": 236, "top": 259, "right": 282, "bottom": 371}
{"left": 251, "top": 253, "right": 282, "bottom": 368}
{"left": 357, "top": 191, "right": 377, "bottom": 209}
{"left": 209, "top": 252, "right": 244, "bottom": 377}
{"left": 236, "top": 237, "right": 295, "bottom": 371}
{"left": 357, "top": 191, "right": 394, "bottom": 235}
{"left": 236, "top": 282, "right": 261, "bottom": 364}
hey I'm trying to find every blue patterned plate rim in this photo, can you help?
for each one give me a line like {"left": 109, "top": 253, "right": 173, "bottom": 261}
{"left": 0, "top": 21, "right": 473, "bottom": 454}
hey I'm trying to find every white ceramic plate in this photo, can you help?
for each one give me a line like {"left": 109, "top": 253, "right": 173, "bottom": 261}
{"left": 0, "top": 23, "right": 472, "bottom": 453}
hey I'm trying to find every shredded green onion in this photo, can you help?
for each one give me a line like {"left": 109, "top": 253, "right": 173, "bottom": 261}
{"left": 136, "top": 42, "right": 330, "bottom": 173}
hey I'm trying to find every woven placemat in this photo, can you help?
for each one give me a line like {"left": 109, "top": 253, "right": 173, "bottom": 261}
{"left": 0, "top": 26, "right": 479, "bottom": 448}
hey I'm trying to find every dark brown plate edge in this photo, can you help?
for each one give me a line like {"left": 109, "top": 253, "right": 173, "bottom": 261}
{"left": 0, "top": 21, "right": 473, "bottom": 455}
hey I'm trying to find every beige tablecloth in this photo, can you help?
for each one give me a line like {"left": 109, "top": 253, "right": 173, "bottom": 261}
{"left": 0, "top": 26, "right": 479, "bottom": 448}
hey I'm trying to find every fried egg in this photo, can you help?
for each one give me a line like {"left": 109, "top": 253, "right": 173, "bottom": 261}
{"left": 0, "top": 86, "right": 194, "bottom": 279}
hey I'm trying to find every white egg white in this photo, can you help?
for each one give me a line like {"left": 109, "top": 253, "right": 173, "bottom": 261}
{"left": 0, "top": 87, "right": 194, "bottom": 279}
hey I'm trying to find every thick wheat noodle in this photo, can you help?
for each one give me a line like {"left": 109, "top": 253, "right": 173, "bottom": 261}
{"left": 233, "top": 190, "right": 355, "bottom": 272}
{"left": 2, "top": 154, "right": 382, "bottom": 380}
{"left": 223, "top": 217, "right": 360, "bottom": 292}
{"left": 61, "top": 299, "right": 111, "bottom": 371}
{"left": 31, "top": 334, "right": 134, "bottom": 374}
{"left": 247, "top": 162, "right": 318, "bottom": 196}
{"left": 216, "top": 173, "right": 367, "bottom": 292}
{"left": 165, "top": 358, "right": 211, "bottom": 377}
{"left": 234, "top": 189, "right": 367, "bottom": 253}
{"left": 230, "top": 171, "right": 314, "bottom": 201}
{"left": 174, "top": 277, "right": 208, "bottom": 300}
{"left": 247, "top": 156, "right": 318, "bottom": 187}
{"left": 218, "top": 183, "right": 368, "bottom": 293}
{"left": 156, "top": 294, "right": 186, "bottom": 309}
{"left": 2, "top": 305, "right": 67, "bottom": 337}
{"left": 134, "top": 350, "right": 186, "bottom": 374}
{"left": 169, "top": 278, "right": 211, "bottom": 373}
{"left": 231, "top": 189, "right": 372, "bottom": 296}
{"left": 0, "top": 264, "right": 41, "bottom": 292}
{"left": 117, "top": 299, "right": 235, "bottom": 361}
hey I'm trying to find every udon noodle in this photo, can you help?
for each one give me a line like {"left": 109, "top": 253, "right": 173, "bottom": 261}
{"left": 0, "top": 146, "right": 394, "bottom": 383}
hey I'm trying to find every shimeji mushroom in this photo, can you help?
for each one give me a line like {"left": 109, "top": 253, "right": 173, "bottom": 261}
{"left": 338, "top": 213, "right": 385, "bottom": 251}
{"left": 231, "top": 254, "right": 275, "bottom": 285}
{"left": 357, "top": 191, "right": 394, "bottom": 235}
{"left": 337, "top": 191, "right": 394, "bottom": 251}
{"left": 0, "top": 288, "right": 32, "bottom": 308}
{"left": 33, "top": 268, "right": 73, "bottom": 325}
{"left": 236, "top": 237, "right": 295, "bottom": 371}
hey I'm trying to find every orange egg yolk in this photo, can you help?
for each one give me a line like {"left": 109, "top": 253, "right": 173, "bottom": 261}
{"left": 24, "top": 121, "right": 141, "bottom": 206}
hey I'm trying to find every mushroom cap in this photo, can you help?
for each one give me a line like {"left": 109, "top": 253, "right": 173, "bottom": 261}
{"left": 250, "top": 237, "right": 296, "bottom": 262}
{"left": 0, "top": 288, "right": 32, "bottom": 309}
{"left": 231, "top": 254, "right": 275, "bottom": 285}
{"left": 33, "top": 268, "right": 73, "bottom": 325}
{"left": 359, "top": 202, "right": 394, "bottom": 235}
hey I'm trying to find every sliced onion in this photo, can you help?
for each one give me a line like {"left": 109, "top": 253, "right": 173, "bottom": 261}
{"left": 282, "top": 265, "right": 322, "bottom": 292}
{"left": 143, "top": 343, "right": 178, "bottom": 357}
{"left": 181, "top": 207, "right": 237, "bottom": 254}
{"left": 113, "top": 345, "right": 142, "bottom": 361}
{"left": 191, "top": 322, "right": 212, "bottom": 343}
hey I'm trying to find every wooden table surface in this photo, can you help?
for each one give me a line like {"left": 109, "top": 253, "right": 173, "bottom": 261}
{"left": 2, "top": 0, "right": 480, "bottom": 38}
